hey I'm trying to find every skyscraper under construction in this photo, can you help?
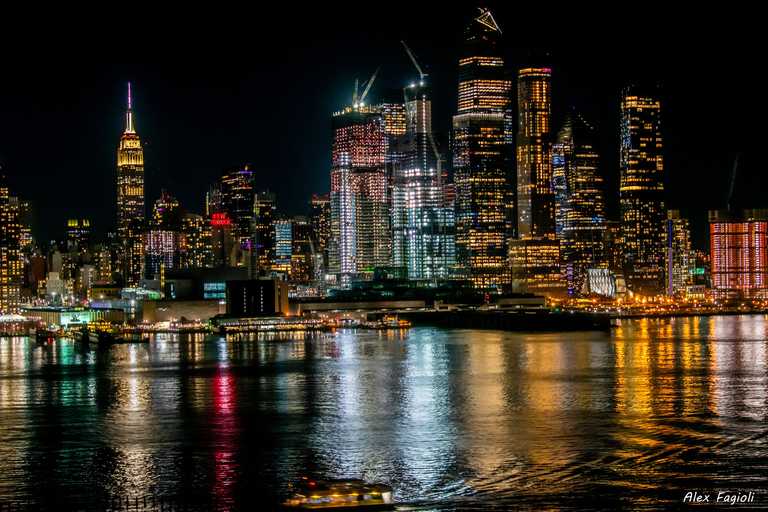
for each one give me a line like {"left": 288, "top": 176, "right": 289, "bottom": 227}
{"left": 329, "top": 103, "right": 389, "bottom": 286}
{"left": 452, "top": 8, "right": 512, "bottom": 291}
{"left": 391, "top": 78, "right": 455, "bottom": 280}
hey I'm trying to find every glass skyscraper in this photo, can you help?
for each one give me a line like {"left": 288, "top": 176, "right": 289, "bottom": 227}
{"left": 553, "top": 108, "right": 606, "bottom": 295}
{"left": 392, "top": 84, "right": 455, "bottom": 279}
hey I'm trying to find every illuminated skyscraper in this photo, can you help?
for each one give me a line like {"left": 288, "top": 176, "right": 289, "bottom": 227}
{"left": 143, "top": 189, "right": 187, "bottom": 279}
{"left": 552, "top": 108, "right": 606, "bottom": 295}
{"left": 452, "top": 8, "right": 512, "bottom": 290}
{"left": 221, "top": 164, "right": 255, "bottom": 263}
{"left": 709, "top": 209, "right": 768, "bottom": 299}
{"left": 117, "top": 83, "right": 144, "bottom": 237}
{"left": 253, "top": 191, "right": 276, "bottom": 276}
{"left": 329, "top": 106, "right": 389, "bottom": 286}
{"left": 665, "top": 210, "right": 696, "bottom": 297}
{"left": 620, "top": 85, "right": 665, "bottom": 294}
{"left": 392, "top": 83, "right": 455, "bottom": 279}
{"left": 509, "top": 55, "right": 562, "bottom": 296}
{"left": 309, "top": 194, "right": 331, "bottom": 259}
{"left": 0, "top": 166, "right": 21, "bottom": 313}
{"left": 516, "top": 59, "right": 554, "bottom": 239}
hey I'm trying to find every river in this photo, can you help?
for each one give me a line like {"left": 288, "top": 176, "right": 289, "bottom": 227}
{"left": 1, "top": 315, "right": 766, "bottom": 510}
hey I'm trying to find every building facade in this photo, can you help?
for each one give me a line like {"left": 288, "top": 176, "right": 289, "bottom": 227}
{"left": 709, "top": 209, "right": 768, "bottom": 299}
{"left": 620, "top": 85, "right": 665, "bottom": 295}
{"left": 452, "top": 8, "right": 512, "bottom": 291}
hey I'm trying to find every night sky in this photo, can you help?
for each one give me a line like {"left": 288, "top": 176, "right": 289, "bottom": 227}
{"left": 0, "top": 5, "right": 760, "bottom": 250}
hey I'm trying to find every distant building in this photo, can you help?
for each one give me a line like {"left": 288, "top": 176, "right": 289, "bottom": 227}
{"left": 0, "top": 166, "right": 21, "bottom": 313}
{"left": 665, "top": 210, "right": 696, "bottom": 297}
{"left": 117, "top": 83, "right": 144, "bottom": 238}
{"left": 709, "top": 209, "right": 768, "bottom": 299}
{"left": 620, "top": 85, "right": 665, "bottom": 295}
{"left": 221, "top": 164, "right": 255, "bottom": 256}
{"left": 452, "top": 8, "right": 513, "bottom": 290}
{"left": 253, "top": 191, "right": 276, "bottom": 276}
{"left": 226, "top": 279, "right": 289, "bottom": 317}
{"left": 309, "top": 194, "right": 331, "bottom": 266}
{"left": 66, "top": 219, "right": 90, "bottom": 254}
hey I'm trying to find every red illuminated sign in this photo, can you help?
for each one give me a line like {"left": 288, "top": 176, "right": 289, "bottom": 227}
{"left": 211, "top": 213, "right": 230, "bottom": 226}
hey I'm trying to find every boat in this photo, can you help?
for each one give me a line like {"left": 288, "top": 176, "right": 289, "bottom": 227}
{"left": 375, "top": 316, "right": 411, "bottom": 330}
{"left": 29, "top": 327, "right": 56, "bottom": 343}
{"left": 72, "top": 326, "right": 91, "bottom": 343}
{"left": 282, "top": 477, "right": 395, "bottom": 509}
{"left": 118, "top": 332, "right": 150, "bottom": 343}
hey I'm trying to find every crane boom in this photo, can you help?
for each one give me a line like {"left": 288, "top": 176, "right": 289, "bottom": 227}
{"left": 359, "top": 66, "right": 381, "bottom": 105}
{"left": 401, "top": 41, "right": 427, "bottom": 81}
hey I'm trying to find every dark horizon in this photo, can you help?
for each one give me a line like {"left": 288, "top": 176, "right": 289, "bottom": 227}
{"left": 0, "top": 6, "right": 761, "bottom": 250}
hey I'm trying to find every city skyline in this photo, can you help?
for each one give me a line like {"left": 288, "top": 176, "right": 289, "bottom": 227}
{"left": 0, "top": 6, "right": 761, "bottom": 248}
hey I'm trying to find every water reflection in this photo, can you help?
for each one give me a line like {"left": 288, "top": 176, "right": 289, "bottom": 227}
{"left": 0, "top": 316, "right": 766, "bottom": 509}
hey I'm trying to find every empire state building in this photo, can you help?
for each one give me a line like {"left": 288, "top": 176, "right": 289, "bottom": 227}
{"left": 117, "top": 83, "right": 144, "bottom": 237}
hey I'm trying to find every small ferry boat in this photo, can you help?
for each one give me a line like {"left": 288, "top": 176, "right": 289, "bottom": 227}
{"left": 282, "top": 477, "right": 395, "bottom": 510}
{"left": 376, "top": 316, "right": 411, "bottom": 330}
{"left": 29, "top": 327, "right": 57, "bottom": 342}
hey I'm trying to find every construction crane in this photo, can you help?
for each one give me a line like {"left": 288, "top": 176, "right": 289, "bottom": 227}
{"left": 726, "top": 152, "right": 739, "bottom": 213}
{"left": 401, "top": 41, "right": 443, "bottom": 178}
{"left": 352, "top": 66, "right": 381, "bottom": 107}
{"left": 401, "top": 41, "right": 427, "bottom": 83}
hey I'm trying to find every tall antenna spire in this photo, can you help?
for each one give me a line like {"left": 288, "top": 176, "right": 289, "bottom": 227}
{"left": 124, "top": 82, "right": 135, "bottom": 135}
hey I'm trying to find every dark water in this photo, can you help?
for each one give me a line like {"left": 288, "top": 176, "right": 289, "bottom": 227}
{"left": 1, "top": 316, "right": 767, "bottom": 510}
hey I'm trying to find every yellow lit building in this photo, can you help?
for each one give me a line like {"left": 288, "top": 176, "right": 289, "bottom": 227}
{"left": 117, "top": 83, "right": 144, "bottom": 237}
{"left": 0, "top": 166, "right": 21, "bottom": 313}
{"left": 510, "top": 56, "right": 563, "bottom": 297}
{"left": 620, "top": 85, "right": 665, "bottom": 295}
{"left": 452, "top": 8, "right": 512, "bottom": 291}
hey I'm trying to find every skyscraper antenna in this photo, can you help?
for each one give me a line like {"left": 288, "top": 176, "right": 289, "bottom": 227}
{"left": 127, "top": 82, "right": 132, "bottom": 110}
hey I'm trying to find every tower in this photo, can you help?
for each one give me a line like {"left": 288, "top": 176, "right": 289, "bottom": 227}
{"left": 665, "top": 210, "right": 695, "bottom": 298}
{"left": 553, "top": 108, "right": 606, "bottom": 296}
{"left": 509, "top": 55, "right": 562, "bottom": 297}
{"left": 452, "top": 8, "right": 512, "bottom": 291}
{"left": 221, "top": 164, "right": 255, "bottom": 253}
{"left": 620, "top": 85, "right": 665, "bottom": 295}
{"left": 117, "top": 83, "right": 144, "bottom": 237}
{"left": 0, "top": 166, "right": 21, "bottom": 313}
{"left": 329, "top": 104, "right": 389, "bottom": 287}
{"left": 391, "top": 80, "right": 455, "bottom": 279}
